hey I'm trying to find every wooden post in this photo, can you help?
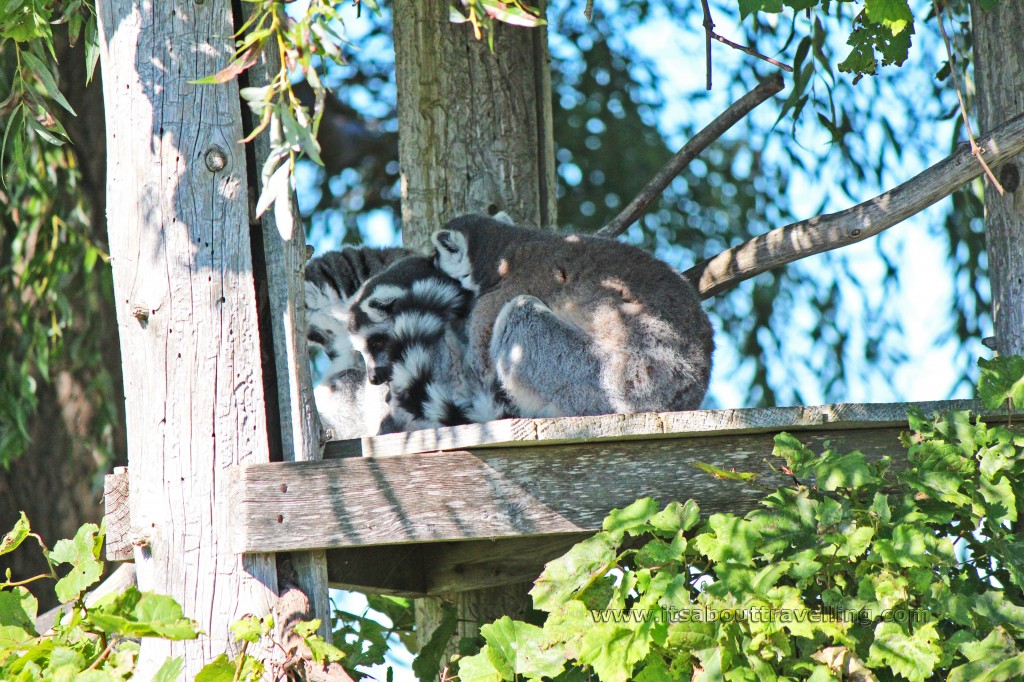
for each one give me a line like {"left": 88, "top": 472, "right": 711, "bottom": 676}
{"left": 96, "top": 2, "right": 278, "bottom": 675}
{"left": 392, "top": 0, "right": 556, "bottom": 660}
{"left": 973, "top": 0, "right": 1024, "bottom": 358}
{"left": 242, "top": 7, "right": 333, "bottom": 641}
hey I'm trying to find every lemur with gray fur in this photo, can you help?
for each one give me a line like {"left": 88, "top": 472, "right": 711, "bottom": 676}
{"left": 304, "top": 246, "right": 411, "bottom": 438}
{"left": 346, "top": 255, "right": 512, "bottom": 431}
{"left": 431, "top": 214, "right": 714, "bottom": 418}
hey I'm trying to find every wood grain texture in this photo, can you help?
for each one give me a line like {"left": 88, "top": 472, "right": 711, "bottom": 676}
{"left": 329, "top": 399, "right": 995, "bottom": 458}
{"left": 685, "top": 112, "right": 1024, "bottom": 299}
{"left": 96, "top": 2, "right": 276, "bottom": 676}
{"left": 231, "top": 424, "right": 941, "bottom": 553}
{"left": 242, "top": 3, "right": 332, "bottom": 641}
{"left": 392, "top": 0, "right": 557, "bottom": 250}
{"left": 102, "top": 469, "right": 132, "bottom": 562}
{"left": 973, "top": 0, "right": 1024, "bottom": 357}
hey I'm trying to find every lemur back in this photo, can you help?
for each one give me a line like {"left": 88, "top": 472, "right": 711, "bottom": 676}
{"left": 432, "top": 214, "right": 714, "bottom": 418}
{"left": 347, "top": 256, "right": 512, "bottom": 431}
{"left": 304, "top": 246, "right": 411, "bottom": 439}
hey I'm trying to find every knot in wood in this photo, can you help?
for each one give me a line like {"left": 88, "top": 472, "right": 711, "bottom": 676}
{"left": 204, "top": 145, "right": 227, "bottom": 172}
{"left": 999, "top": 163, "right": 1020, "bottom": 193}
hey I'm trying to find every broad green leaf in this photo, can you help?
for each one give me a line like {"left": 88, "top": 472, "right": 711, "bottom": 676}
{"left": 229, "top": 615, "right": 265, "bottom": 644}
{"left": 866, "top": 621, "right": 940, "bottom": 682}
{"left": 603, "top": 498, "right": 659, "bottom": 538}
{"left": 978, "top": 356, "right": 1024, "bottom": 410}
{"left": 0, "top": 623, "right": 33, "bottom": 649}
{"left": 579, "top": 622, "right": 650, "bottom": 682}
{"left": 813, "top": 451, "right": 877, "bottom": 491}
{"left": 865, "top": 0, "right": 913, "bottom": 35}
{"left": 693, "top": 514, "right": 760, "bottom": 564}
{"left": 195, "top": 653, "right": 235, "bottom": 682}
{"left": 649, "top": 500, "right": 700, "bottom": 534}
{"left": 481, "top": 616, "right": 565, "bottom": 680}
{"left": 531, "top": 532, "right": 618, "bottom": 611}
{"left": 307, "top": 636, "right": 346, "bottom": 665}
{"left": 459, "top": 647, "right": 505, "bottom": 682}
{"left": 0, "top": 512, "right": 31, "bottom": 556}
{"left": 49, "top": 523, "right": 103, "bottom": 603}
{"left": 949, "top": 627, "right": 1024, "bottom": 682}
{"left": 90, "top": 589, "right": 200, "bottom": 639}
{"left": 0, "top": 587, "right": 38, "bottom": 632}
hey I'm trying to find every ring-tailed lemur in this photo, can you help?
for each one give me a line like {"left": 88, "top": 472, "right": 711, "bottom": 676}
{"left": 346, "top": 255, "right": 512, "bottom": 431}
{"left": 304, "top": 246, "right": 411, "bottom": 438}
{"left": 431, "top": 213, "right": 714, "bottom": 418}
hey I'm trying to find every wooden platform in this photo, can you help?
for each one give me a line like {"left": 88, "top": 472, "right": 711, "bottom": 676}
{"left": 106, "top": 400, "right": 1012, "bottom": 597}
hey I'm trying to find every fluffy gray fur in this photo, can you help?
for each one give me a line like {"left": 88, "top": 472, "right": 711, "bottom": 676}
{"left": 304, "top": 245, "right": 411, "bottom": 439}
{"left": 346, "top": 256, "right": 512, "bottom": 432}
{"left": 431, "top": 214, "right": 714, "bottom": 417}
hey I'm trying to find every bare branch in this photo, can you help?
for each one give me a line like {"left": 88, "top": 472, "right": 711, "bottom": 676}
{"left": 596, "top": 73, "right": 785, "bottom": 238}
{"left": 709, "top": 32, "right": 794, "bottom": 74}
{"left": 685, "top": 111, "right": 1024, "bottom": 299}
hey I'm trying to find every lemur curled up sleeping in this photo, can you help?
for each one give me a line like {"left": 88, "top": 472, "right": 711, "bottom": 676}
{"left": 431, "top": 214, "right": 714, "bottom": 418}
{"left": 304, "top": 246, "right": 412, "bottom": 437}
{"left": 345, "top": 255, "right": 512, "bottom": 431}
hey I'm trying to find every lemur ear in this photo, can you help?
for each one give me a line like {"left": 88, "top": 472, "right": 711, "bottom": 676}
{"left": 432, "top": 230, "right": 462, "bottom": 255}
{"left": 492, "top": 211, "right": 514, "bottom": 225}
{"left": 369, "top": 297, "right": 396, "bottom": 314}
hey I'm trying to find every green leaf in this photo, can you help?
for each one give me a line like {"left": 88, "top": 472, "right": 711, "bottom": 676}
{"left": 693, "top": 514, "right": 760, "bottom": 564}
{"left": 978, "top": 356, "right": 1024, "bottom": 410}
{"left": 949, "top": 627, "right": 1024, "bottom": 682}
{"left": 578, "top": 622, "right": 651, "bottom": 682}
{"left": 195, "top": 653, "right": 235, "bottom": 682}
{"left": 865, "top": 0, "right": 913, "bottom": 35}
{"left": 49, "top": 522, "right": 103, "bottom": 603}
{"left": 459, "top": 646, "right": 505, "bottom": 682}
{"left": 603, "top": 498, "right": 659, "bottom": 538}
{"left": 307, "top": 636, "right": 346, "bottom": 665}
{"left": 813, "top": 451, "right": 878, "bottom": 491}
{"left": 866, "top": 621, "right": 941, "bottom": 682}
{"left": 649, "top": 500, "right": 700, "bottom": 534}
{"left": 19, "top": 51, "right": 76, "bottom": 116}
{"left": 531, "top": 532, "right": 618, "bottom": 611}
{"left": 153, "top": 656, "right": 185, "bottom": 682}
{"left": 0, "top": 587, "right": 38, "bottom": 632}
{"left": 480, "top": 616, "right": 565, "bottom": 680}
{"left": 691, "top": 461, "right": 759, "bottom": 482}
{"left": 90, "top": 588, "right": 201, "bottom": 639}
{"left": 0, "top": 623, "right": 34, "bottom": 649}
{"left": 229, "top": 615, "right": 265, "bottom": 644}
{"left": 0, "top": 511, "right": 31, "bottom": 556}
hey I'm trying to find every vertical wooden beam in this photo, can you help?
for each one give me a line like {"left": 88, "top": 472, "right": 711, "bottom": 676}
{"left": 392, "top": 0, "right": 556, "bottom": 660}
{"left": 239, "top": 5, "right": 333, "bottom": 641}
{"left": 393, "top": 0, "right": 556, "bottom": 251}
{"left": 973, "top": 0, "right": 1024, "bottom": 357}
{"left": 95, "top": 2, "right": 277, "bottom": 676}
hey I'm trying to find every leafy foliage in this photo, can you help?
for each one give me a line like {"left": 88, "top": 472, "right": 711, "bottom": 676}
{"left": 0, "top": 1, "right": 116, "bottom": 468}
{"left": 0, "top": 515, "right": 362, "bottom": 681}
{"left": 459, "top": 357, "right": 1024, "bottom": 681}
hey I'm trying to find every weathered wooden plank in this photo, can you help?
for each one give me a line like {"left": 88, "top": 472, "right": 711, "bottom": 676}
{"left": 231, "top": 425, "right": 918, "bottom": 553}
{"left": 327, "top": 399, "right": 1001, "bottom": 458}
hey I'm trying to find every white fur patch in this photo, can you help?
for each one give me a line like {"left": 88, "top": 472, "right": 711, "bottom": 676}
{"left": 392, "top": 311, "right": 445, "bottom": 342}
{"left": 431, "top": 230, "right": 474, "bottom": 286}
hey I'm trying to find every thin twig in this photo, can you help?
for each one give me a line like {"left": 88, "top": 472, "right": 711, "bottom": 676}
{"left": 86, "top": 640, "right": 116, "bottom": 672}
{"left": 232, "top": 640, "right": 250, "bottom": 682}
{"left": 596, "top": 73, "right": 785, "bottom": 238}
{"left": 698, "top": 0, "right": 792, "bottom": 87}
{"left": 700, "top": 0, "right": 714, "bottom": 90}
{"left": 684, "top": 111, "right": 1024, "bottom": 298}
{"left": 934, "top": 0, "right": 1004, "bottom": 195}
{"left": 709, "top": 32, "right": 794, "bottom": 73}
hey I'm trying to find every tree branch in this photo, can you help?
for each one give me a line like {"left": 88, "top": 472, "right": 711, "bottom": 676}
{"left": 596, "top": 73, "right": 785, "bottom": 238}
{"left": 685, "top": 111, "right": 1024, "bottom": 299}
